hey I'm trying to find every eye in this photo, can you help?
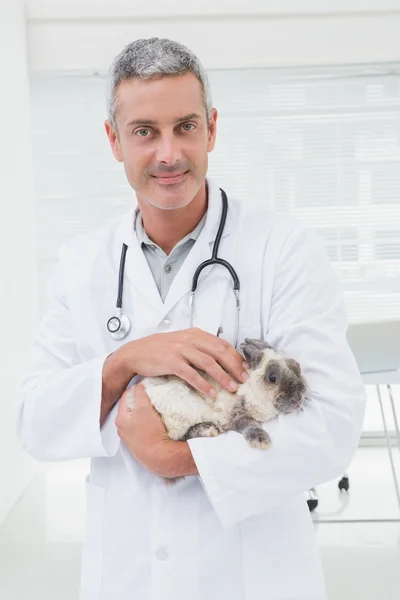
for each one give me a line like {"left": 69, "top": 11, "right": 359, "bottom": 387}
{"left": 268, "top": 374, "right": 277, "bottom": 384}
{"left": 181, "top": 123, "right": 196, "bottom": 132}
{"left": 135, "top": 128, "right": 152, "bottom": 137}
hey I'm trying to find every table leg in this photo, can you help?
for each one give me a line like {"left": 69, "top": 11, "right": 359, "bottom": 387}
{"left": 377, "top": 385, "right": 400, "bottom": 511}
{"left": 387, "top": 384, "right": 400, "bottom": 453}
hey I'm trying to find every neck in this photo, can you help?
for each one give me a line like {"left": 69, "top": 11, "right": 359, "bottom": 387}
{"left": 238, "top": 376, "right": 265, "bottom": 407}
{"left": 137, "top": 181, "right": 208, "bottom": 255}
{"left": 238, "top": 375, "right": 276, "bottom": 422}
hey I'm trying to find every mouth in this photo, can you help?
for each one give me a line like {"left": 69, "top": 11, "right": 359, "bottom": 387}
{"left": 152, "top": 171, "right": 189, "bottom": 185}
{"left": 295, "top": 396, "right": 307, "bottom": 411}
{"left": 276, "top": 398, "right": 304, "bottom": 414}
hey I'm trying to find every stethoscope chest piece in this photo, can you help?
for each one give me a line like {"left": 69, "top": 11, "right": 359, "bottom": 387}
{"left": 107, "top": 312, "right": 131, "bottom": 341}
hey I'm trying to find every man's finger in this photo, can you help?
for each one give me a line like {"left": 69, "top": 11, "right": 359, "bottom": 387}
{"left": 122, "top": 386, "right": 136, "bottom": 411}
{"left": 133, "top": 383, "right": 152, "bottom": 408}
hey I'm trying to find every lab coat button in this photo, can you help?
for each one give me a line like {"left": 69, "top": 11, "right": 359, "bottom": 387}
{"left": 155, "top": 546, "right": 169, "bottom": 561}
{"left": 165, "top": 264, "right": 172, "bottom": 273}
{"left": 158, "top": 318, "right": 171, "bottom": 331}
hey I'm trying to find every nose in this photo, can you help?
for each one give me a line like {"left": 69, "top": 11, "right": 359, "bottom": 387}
{"left": 292, "top": 397, "right": 303, "bottom": 410}
{"left": 155, "top": 134, "right": 183, "bottom": 167}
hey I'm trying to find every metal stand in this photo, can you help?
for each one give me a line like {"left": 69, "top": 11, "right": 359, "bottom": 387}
{"left": 308, "top": 384, "right": 400, "bottom": 522}
{"left": 377, "top": 385, "right": 400, "bottom": 510}
{"left": 387, "top": 384, "right": 400, "bottom": 454}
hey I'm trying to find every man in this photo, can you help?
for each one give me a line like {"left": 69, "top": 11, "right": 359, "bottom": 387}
{"left": 17, "top": 38, "right": 366, "bottom": 600}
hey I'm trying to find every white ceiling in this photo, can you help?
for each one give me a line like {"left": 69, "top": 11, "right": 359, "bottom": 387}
{"left": 24, "top": 0, "right": 400, "bottom": 72}
{"left": 24, "top": 0, "right": 400, "bottom": 21}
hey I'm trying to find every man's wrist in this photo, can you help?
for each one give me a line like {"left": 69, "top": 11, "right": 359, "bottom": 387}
{"left": 161, "top": 440, "right": 199, "bottom": 479}
{"left": 114, "top": 342, "right": 136, "bottom": 379}
{"left": 100, "top": 350, "right": 134, "bottom": 427}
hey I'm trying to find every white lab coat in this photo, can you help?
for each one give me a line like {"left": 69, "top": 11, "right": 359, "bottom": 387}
{"left": 16, "top": 178, "right": 366, "bottom": 600}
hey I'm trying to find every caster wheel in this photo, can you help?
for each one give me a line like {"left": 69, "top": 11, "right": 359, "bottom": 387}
{"left": 307, "top": 498, "right": 319, "bottom": 512}
{"left": 338, "top": 476, "right": 349, "bottom": 492}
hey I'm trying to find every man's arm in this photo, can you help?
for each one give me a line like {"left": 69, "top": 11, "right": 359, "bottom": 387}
{"left": 16, "top": 244, "right": 126, "bottom": 461}
{"left": 186, "top": 224, "right": 367, "bottom": 528}
{"left": 115, "top": 384, "right": 199, "bottom": 478}
{"left": 100, "top": 349, "right": 135, "bottom": 428}
{"left": 166, "top": 441, "right": 198, "bottom": 477}
{"left": 17, "top": 241, "right": 246, "bottom": 463}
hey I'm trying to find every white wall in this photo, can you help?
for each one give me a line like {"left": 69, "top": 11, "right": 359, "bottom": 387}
{"left": 12, "top": 0, "right": 400, "bottom": 525}
{"left": 0, "top": 0, "right": 37, "bottom": 524}
{"left": 25, "top": 0, "right": 400, "bottom": 72}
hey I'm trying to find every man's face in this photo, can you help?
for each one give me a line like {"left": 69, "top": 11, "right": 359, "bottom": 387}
{"left": 105, "top": 73, "right": 217, "bottom": 210}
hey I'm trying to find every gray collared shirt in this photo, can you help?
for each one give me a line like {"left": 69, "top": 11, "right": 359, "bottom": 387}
{"left": 135, "top": 210, "right": 206, "bottom": 302}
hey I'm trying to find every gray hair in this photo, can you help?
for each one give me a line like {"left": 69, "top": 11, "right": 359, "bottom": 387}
{"left": 106, "top": 37, "right": 213, "bottom": 133}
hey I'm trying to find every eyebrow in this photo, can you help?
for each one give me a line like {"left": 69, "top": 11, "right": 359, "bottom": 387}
{"left": 126, "top": 113, "right": 203, "bottom": 127}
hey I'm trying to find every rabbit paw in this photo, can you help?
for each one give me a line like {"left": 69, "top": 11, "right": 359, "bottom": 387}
{"left": 247, "top": 428, "right": 271, "bottom": 450}
{"left": 182, "top": 422, "right": 221, "bottom": 441}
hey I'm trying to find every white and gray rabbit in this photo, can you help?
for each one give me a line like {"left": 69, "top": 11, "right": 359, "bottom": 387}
{"left": 126, "top": 338, "right": 307, "bottom": 455}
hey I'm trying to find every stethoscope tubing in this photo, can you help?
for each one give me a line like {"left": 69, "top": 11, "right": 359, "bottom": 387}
{"left": 107, "top": 188, "right": 240, "bottom": 346}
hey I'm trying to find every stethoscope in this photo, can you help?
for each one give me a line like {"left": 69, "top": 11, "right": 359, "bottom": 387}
{"left": 107, "top": 188, "right": 241, "bottom": 347}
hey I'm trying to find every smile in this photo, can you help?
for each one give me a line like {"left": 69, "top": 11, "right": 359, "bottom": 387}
{"left": 152, "top": 171, "right": 188, "bottom": 185}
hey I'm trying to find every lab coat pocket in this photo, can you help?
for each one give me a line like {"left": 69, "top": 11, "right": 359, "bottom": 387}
{"left": 79, "top": 476, "right": 106, "bottom": 600}
{"left": 241, "top": 495, "right": 326, "bottom": 599}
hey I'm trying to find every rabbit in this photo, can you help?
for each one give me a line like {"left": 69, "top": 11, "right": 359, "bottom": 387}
{"left": 126, "top": 338, "right": 307, "bottom": 458}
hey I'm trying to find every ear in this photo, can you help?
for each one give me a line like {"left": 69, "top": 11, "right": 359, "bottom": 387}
{"left": 240, "top": 339, "right": 264, "bottom": 369}
{"left": 207, "top": 108, "right": 218, "bottom": 153}
{"left": 104, "top": 119, "right": 123, "bottom": 162}
{"left": 286, "top": 358, "right": 301, "bottom": 377}
{"left": 243, "top": 338, "right": 272, "bottom": 351}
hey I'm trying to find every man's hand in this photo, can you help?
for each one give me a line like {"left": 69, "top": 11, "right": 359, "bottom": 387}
{"left": 117, "top": 327, "right": 249, "bottom": 399}
{"left": 115, "top": 384, "right": 198, "bottom": 478}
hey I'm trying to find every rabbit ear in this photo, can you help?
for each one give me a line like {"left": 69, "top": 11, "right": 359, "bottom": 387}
{"left": 240, "top": 339, "right": 265, "bottom": 369}
{"left": 243, "top": 338, "right": 272, "bottom": 351}
{"left": 286, "top": 358, "right": 301, "bottom": 377}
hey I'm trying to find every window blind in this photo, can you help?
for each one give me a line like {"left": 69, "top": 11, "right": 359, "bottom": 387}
{"left": 30, "top": 64, "right": 400, "bottom": 322}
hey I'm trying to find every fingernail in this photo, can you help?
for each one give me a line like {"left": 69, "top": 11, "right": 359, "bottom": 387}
{"left": 242, "top": 371, "right": 249, "bottom": 381}
{"left": 209, "top": 388, "right": 217, "bottom": 398}
{"left": 242, "top": 362, "right": 250, "bottom": 370}
{"left": 229, "top": 380, "right": 239, "bottom": 391}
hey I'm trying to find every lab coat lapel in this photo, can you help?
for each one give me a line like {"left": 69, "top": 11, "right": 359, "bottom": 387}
{"left": 117, "top": 206, "right": 165, "bottom": 315}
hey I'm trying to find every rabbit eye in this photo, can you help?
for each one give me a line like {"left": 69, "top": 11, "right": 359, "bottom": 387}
{"left": 268, "top": 374, "right": 277, "bottom": 384}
